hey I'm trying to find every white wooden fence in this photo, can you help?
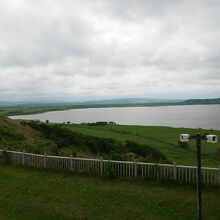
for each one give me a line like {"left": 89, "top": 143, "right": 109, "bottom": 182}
{"left": 0, "top": 150, "right": 220, "bottom": 186}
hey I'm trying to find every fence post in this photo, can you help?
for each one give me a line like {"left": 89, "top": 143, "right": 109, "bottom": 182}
{"left": 173, "top": 162, "right": 177, "bottom": 181}
{"left": 134, "top": 159, "right": 138, "bottom": 178}
{"left": 70, "top": 154, "right": 73, "bottom": 172}
{"left": 219, "top": 165, "right": 220, "bottom": 186}
{"left": 173, "top": 162, "right": 177, "bottom": 180}
{"left": 100, "top": 157, "right": 103, "bottom": 175}
{"left": 3, "top": 150, "right": 7, "bottom": 163}
{"left": 44, "top": 152, "right": 47, "bottom": 169}
{"left": 22, "top": 150, "right": 25, "bottom": 166}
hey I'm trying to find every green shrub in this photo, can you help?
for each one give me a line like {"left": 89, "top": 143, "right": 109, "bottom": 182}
{"left": 125, "top": 140, "right": 167, "bottom": 162}
{"left": 107, "top": 161, "right": 117, "bottom": 179}
{"left": 108, "top": 151, "right": 125, "bottom": 161}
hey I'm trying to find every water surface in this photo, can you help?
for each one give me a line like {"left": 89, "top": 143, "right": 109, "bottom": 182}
{"left": 10, "top": 105, "right": 220, "bottom": 130}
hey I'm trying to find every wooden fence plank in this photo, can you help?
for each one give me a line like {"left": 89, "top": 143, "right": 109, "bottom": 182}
{"left": 1, "top": 149, "right": 219, "bottom": 186}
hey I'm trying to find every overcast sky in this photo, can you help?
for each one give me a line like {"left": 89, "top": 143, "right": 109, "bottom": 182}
{"left": 0, "top": 0, "right": 220, "bottom": 102}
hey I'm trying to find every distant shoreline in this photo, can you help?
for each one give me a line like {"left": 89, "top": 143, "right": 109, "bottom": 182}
{"left": 8, "top": 104, "right": 220, "bottom": 131}
{"left": 1, "top": 98, "right": 220, "bottom": 116}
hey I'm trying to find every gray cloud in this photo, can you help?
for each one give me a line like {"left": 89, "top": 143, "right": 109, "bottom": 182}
{"left": 0, "top": 0, "right": 220, "bottom": 101}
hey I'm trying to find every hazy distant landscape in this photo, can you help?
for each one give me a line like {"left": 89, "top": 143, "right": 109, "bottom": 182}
{"left": 1, "top": 98, "right": 220, "bottom": 117}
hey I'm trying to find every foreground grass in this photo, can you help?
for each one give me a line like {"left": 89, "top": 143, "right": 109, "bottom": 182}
{"left": 0, "top": 164, "right": 220, "bottom": 220}
{"left": 63, "top": 124, "right": 220, "bottom": 167}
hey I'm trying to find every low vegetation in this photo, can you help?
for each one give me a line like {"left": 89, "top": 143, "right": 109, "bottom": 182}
{"left": 0, "top": 116, "right": 57, "bottom": 154}
{"left": 25, "top": 121, "right": 168, "bottom": 163}
{"left": 0, "top": 164, "right": 220, "bottom": 220}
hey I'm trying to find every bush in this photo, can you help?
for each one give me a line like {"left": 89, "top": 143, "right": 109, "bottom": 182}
{"left": 125, "top": 140, "right": 167, "bottom": 162}
{"left": 107, "top": 161, "right": 117, "bottom": 179}
{"left": 108, "top": 151, "right": 125, "bottom": 161}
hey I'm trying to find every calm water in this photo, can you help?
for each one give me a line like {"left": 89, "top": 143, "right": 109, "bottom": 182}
{"left": 9, "top": 105, "right": 220, "bottom": 130}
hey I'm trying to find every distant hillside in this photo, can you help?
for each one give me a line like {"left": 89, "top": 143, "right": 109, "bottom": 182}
{"left": 182, "top": 98, "right": 220, "bottom": 105}
{"left": 77, "top": 98, "right": 182, "bottom": 105}
{"left": 0, "top": 98, "right": 219, "bottom": 117}
{"left": 0, "top": 98, "right": 182, "bottom": 107}
{"left": 0, "top": 98, "right": 183, "bottom": 116}
{"left": 2, "top": 98, "right": 220, "bottom": 108}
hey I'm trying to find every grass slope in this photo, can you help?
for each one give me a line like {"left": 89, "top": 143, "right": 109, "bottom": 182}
{"left": 63, "top": 124, "right": 220, "bottom": 167}
{"left": 0, "top": 116, "right": 56, "bottom": 154}
{"left": 0, "top": 164, "right": 220, "bottom": 220}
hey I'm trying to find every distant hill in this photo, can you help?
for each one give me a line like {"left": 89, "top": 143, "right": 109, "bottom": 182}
{"left": 77, "top": 98, "right": 182, "bottom": 105}
{"left": 0, "top": 98, "right": 219, "bottom": 117}
{"left": 182, "top": 98, "right": 220, "bottom": 105}
{"left": 0, "top": 98, "right": 182, "bottom": 107}
{"left": 2, "top": 98, "right": 220, "bottom": 108}
{"left": 0, "top": 98, "right": 183, "bottom": 116}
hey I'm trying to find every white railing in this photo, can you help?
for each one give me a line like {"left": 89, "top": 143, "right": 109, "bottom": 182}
{"left": 0, "top": 149, "right": 219, "bottom": 186}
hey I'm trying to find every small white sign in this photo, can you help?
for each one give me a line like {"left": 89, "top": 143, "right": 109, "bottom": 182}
{"left": 206, "top": 135, "right": 218, "bottom": 143}
{"left": 180, "top": 134, "right": 190, "bottom": 142}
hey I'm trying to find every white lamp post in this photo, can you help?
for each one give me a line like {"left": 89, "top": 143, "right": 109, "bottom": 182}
{"left": 179, "top": 133, "right": 218, "bottom": 220}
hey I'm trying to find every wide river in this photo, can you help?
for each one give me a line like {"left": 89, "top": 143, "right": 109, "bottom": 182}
{"left": 9, "top": 104, "right": 220, "bottom": 130}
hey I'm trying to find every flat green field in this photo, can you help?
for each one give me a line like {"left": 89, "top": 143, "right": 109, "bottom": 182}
{"left": 0, "top": 164, "right": 220, "bottom": 220}
{"left": 62, "top": 124, "right": 220, "bottom": 167}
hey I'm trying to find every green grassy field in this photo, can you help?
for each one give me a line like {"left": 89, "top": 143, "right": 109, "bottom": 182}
{"left": 0, "top": 164, "right": 220, "bottom": 220}
{"left": 62, "top": 124, "right": 220, "bottom": 167}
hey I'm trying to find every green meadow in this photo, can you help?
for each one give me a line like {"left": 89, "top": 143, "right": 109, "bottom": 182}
{"left": 0, "top": 164, "right": 220, "bottom": 220}
{"left": 62, "top": 124, "right": 220, "bottom": 167}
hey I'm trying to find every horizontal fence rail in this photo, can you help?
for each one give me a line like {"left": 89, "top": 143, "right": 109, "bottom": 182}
{"left": 0, "top": 150, "right": 219, "bottom": 186}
